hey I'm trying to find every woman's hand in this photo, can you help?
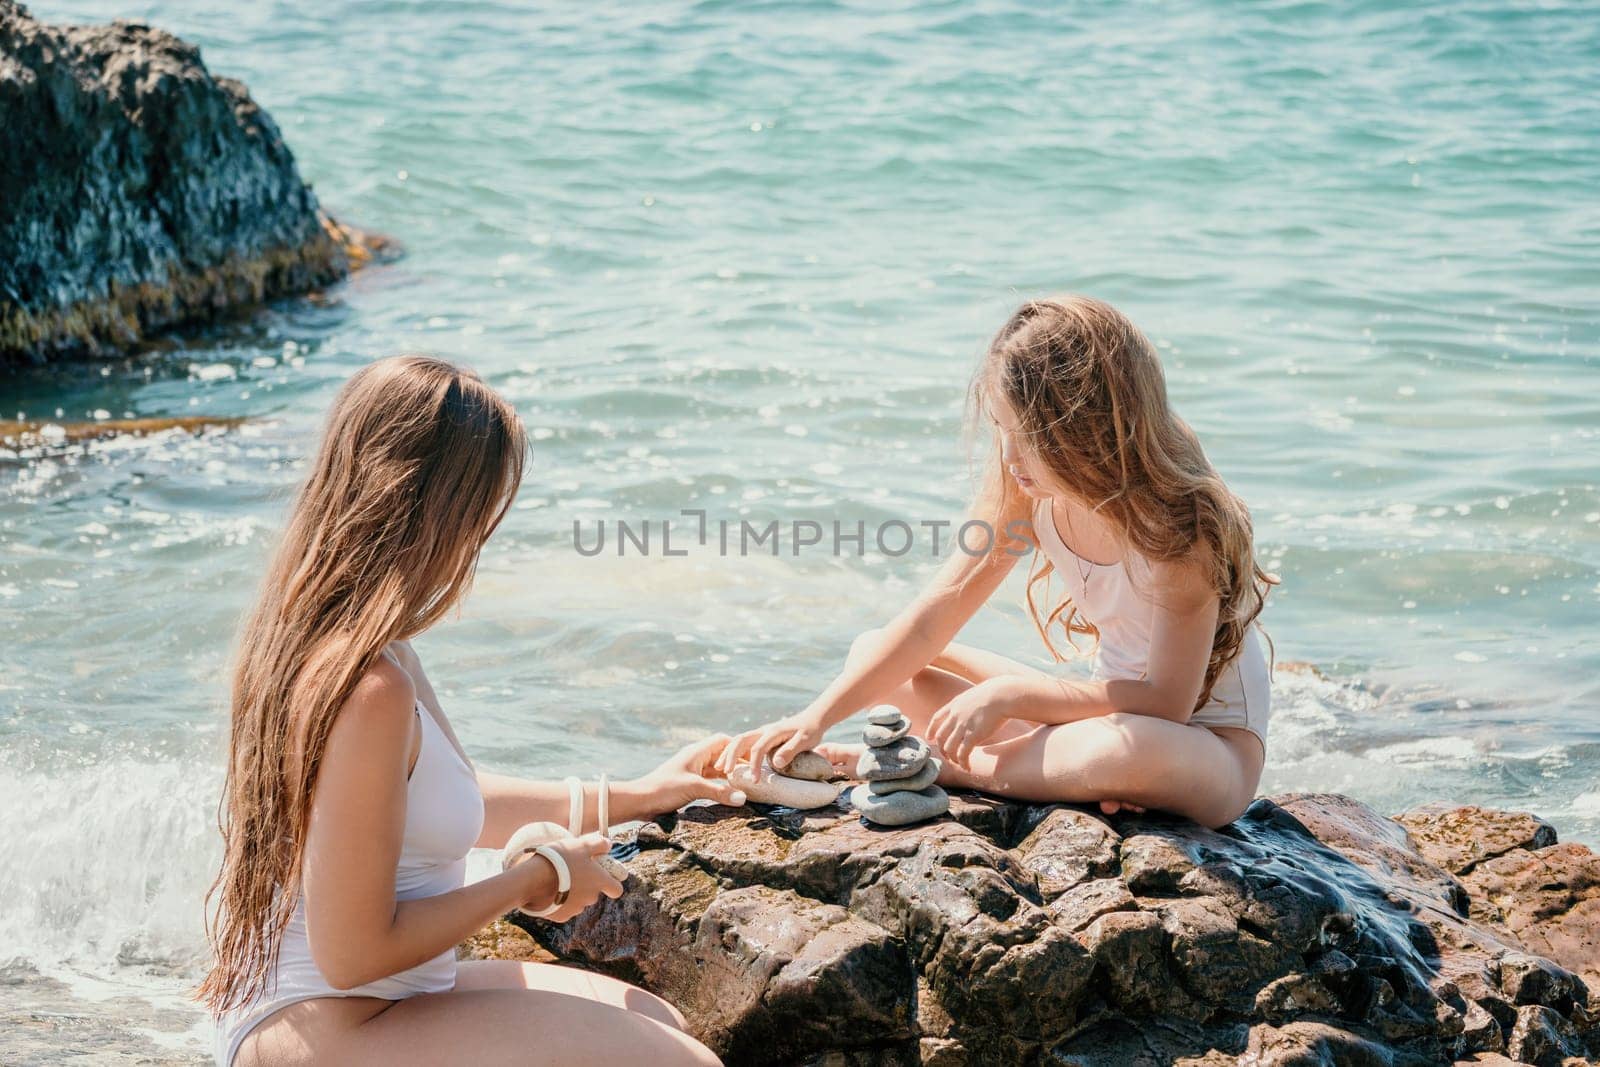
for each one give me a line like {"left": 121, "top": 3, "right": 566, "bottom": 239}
{"left": 510, "top": 831, "right": 625, "bottom": 923}
{"left": 632, "top": 733, "right": 748, "bottom": 812}
{"left": 715, "top": 713, "right": 827, "bottom": 781}
{"left": 927, "top": 681, "right": 1012, "bottom": 769}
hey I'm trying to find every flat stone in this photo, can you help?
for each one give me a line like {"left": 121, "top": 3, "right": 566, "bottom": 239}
{"left": 867, "top": 706, "right": 905, "bottom": 726}
{"left": 867, "top": 756, "right": 941, "bottom": 795}
{"left": 850, "top": 784, "right": 949, "bottom": 827}
{"left": 729, "top": 763, "right": 842, "bottom": 810}
{"left": 856, "top": 736, "right": 930, "bottom": 781}
{"left": 774, "top": 749, "right": 836, "bottom": 782}
{"left": 863, "top": 718, "right": 910, "bottom": 746}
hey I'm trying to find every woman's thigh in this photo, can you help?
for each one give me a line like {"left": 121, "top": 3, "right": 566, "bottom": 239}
{"left": 454, "top": 959, "right": 687, "bottom": 1030}
{"left": 240, "top": 987, "right": 719, "bottom": 1067}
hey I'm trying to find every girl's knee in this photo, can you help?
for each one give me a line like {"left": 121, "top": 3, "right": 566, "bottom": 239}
{"left": 1199, "top": 784, "right": 1257, "bottom": 829}
{"left": 847, "top": 627, "right": 885, "bottom": 662}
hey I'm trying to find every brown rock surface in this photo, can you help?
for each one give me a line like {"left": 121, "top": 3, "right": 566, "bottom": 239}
{"left": 1398, "top": 801, "right": 1599, "bottom": 1003}
{"left": 477, "top": 794, "right": 1598, "bottom": 1065}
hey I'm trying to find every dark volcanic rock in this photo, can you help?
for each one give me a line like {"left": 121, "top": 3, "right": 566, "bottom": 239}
{"left": 506, "top": 795, "right": 1600, "bottom": 1066}
{"left": 0, "top": 0, "right": 381, "bottom": 366}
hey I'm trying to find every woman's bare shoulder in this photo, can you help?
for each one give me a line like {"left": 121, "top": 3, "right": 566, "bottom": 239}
{"left": 332, "top": 655, "right": 419, "bottom": 746}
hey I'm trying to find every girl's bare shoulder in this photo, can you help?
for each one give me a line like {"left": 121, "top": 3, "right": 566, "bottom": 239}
{"left": 1144, "top": 546, "right": 1219, "bottom": 611}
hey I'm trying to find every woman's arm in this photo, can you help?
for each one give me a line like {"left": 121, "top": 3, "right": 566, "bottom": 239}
{"left": 928, "top": 554, "right": 1221, "bottom": 766}
{"left": 301, "top": 660, "right": 618, "bottom": 990}
{"left": 474, "top": 732, "right": 743, "bottom": 849}
{"left": 389, "top": 641, "right": 741, "bottom": 849}
{"left": 720, "top": 487, "right": 1034, "bottom": 776}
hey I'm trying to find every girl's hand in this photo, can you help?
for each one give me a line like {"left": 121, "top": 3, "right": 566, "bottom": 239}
{"left": 634, "top": 733, "right": 748, "bottom": 812}
{"left": 511, "top": 832, "right": 625, "bottom": 923}
{"left": 927, "top": 685, "right": 1009, "bottom": 769}
{"left": 812, "top": 741, "right": 865, "bottom": 777}
{"left": 716, "top": 714, "right": 827, "bottom": 781}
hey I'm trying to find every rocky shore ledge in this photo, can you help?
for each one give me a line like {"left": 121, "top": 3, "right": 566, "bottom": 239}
{"left": 476, "top": 793, "right": 1597, "bottom": 1066}
{"left": 0, "top": 1, "right": 390, "bottom": 367}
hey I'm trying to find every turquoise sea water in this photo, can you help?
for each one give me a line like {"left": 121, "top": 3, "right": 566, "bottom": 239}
{"left": 3, "top": 1, "right": 1598, "bottom": 1059}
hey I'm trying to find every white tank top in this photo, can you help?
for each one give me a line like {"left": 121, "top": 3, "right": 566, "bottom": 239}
{"left": 1030, "top": 496, "right": 1272, "bottom": 741}
{"left": 213, "top": 701, "right": 485, "bottom": 1066}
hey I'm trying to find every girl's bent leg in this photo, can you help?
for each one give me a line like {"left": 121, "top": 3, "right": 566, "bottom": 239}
{"left": 840, "top": 629, "right": 1262, "bottom": 827}
{"left": 942, "top": 714, "right": 1263, "bottom": 829}
{"left": 845, "top": 631, "right": 1041, "bottom": 747}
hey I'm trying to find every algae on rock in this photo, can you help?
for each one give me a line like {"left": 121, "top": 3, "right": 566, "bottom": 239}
{"left": 0, "top": 0, "right": 387, "bottom": 367}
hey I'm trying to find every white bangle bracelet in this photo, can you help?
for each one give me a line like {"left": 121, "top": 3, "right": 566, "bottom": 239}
{"left": 519, "top": 842, "right": 572, "bottom": 918}
{"left": 564, "top": 775, "right": 583, "bottom": 838}
{"left": 597, "top": 772, "right": 610, "bottom": 839}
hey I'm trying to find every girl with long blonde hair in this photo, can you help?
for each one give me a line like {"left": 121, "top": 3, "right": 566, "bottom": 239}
{"left": 721, "top": 296, "right": 1279, "bottom": 829}
{"left": 200, "top": 355, "right": 728, "bottom": 1066}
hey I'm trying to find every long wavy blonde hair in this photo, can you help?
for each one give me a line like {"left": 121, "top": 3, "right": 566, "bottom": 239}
{"left": 197, "top": 355, "right": 527, "bottom": 1014}
{"left": 970, "top": 296, "right": 1278, "bottom": 713}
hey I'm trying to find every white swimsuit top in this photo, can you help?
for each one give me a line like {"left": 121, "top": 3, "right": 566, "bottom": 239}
{"left": 214, "top": 701, "right": 485, "bottom": 1066}
{"left": 1031, "top": 496, "right": 1272, "bottom": 744}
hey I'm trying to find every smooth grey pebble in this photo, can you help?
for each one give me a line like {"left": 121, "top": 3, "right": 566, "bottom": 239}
{"left": 856, "top": 736, "right": 930, "bottom": 781}
{"left": 775, "top": 749, "right": 836, "bottom": 782}
{"left": 867, "top": 756, "right": 941, "bottom": 794}
{"left": 863, "top": 718, "right": 910, "bottom": 747}
{"left": 851, "top": 783, "right": 950, "bottom": 826}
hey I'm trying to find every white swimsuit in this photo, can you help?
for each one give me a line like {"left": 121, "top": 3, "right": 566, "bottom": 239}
{"left": 1031, "top": 497, "right": 1273, "bottom": 745}
{"left": 213, "top": 702, "right": 485, "bottom": 1066}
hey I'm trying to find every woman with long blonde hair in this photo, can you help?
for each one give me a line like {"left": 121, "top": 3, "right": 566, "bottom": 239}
{"left": 200, "top": 356, "right": 728, "bottom": 1066}
{"left": 721, "top": 296, "right": 1279, "bottom": 829}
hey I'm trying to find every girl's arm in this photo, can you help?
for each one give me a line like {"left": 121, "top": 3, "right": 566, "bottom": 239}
{"left": 301, "top": 660, "right": 620, "bottom": 990}
{"left": 388, "top": 641, "right": 742, "bottom": 849}
{"left": 720, "top": 486, "right": 1034, "bottom": 777}
{"left": 928, "top": 554, "right": 1221, "bottom": 766}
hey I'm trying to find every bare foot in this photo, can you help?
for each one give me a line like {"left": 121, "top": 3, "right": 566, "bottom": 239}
{"left": 1099, "top": 800, "right": 1147, "bottom": 815}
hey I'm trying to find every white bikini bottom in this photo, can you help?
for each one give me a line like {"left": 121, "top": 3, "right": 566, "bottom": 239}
{"left": 1095, "top": 638, "right": 1271, "bottom": 749}
{"left": 1190, "top": 655, "right": 1273, "bottom": 748}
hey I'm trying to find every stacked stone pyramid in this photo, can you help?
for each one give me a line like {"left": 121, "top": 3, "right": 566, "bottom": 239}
{"left": 849, "top": 706, "right": 948, "bottom": 826}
